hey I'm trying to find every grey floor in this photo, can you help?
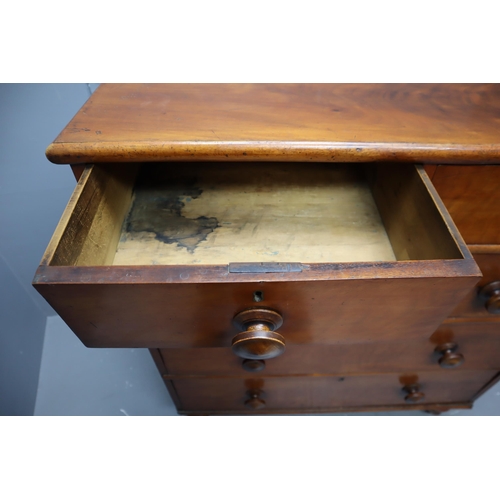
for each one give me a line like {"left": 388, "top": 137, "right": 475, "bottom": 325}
{"left": 34, "top": 315, "right": 500, "bottom": 416}
{"left": 35, "top": 316, "right": 177, "bottom": 416}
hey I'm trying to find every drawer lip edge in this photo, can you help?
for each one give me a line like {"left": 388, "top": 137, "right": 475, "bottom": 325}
{"left": 32, "top": 258, "right": 481, "bottom": 285}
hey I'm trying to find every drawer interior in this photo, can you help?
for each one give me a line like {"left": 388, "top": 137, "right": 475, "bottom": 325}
{"left": 48, "top": 162, "right": 464, "bottom": 267}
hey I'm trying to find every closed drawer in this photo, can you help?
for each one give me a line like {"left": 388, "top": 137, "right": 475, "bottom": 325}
{"left": 172, "top": 370, "right": 497, "bottom": 413}
{"left": 448, "top": 253, "right": 500, "bottom": 319}
{"left": 427, "top": 165, "right": 500, "bottom": 245}
{"left": 33, "top": 162, "right": 480, "bottom": 350}
{"left": 161, "top": 322, "right": 500, "bottom": 376}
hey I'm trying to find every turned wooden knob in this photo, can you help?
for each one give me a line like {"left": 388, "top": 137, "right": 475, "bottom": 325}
{"left": 435, "top": 342, "right": 464, "bottom": 368}
{"left": 402, "top": 383, "right": 425, "bottom": 403}
{"left": 479, "top": 281, "right": 500, "bottom": 314}
{"left": 232, "top": 308, "right": 285, "bottom": 360}
{"left": 245, "top": 390, "right": 266, "bottom": 410}
{"left": 242, "top": 359, "right": 266, "bottom": 372}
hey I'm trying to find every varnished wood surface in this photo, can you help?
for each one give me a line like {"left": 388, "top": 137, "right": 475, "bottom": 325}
{"left": 33, "top": 274, "right": 479, "bottom": 348}
{"left": 429, "top": 165, "right": 500, "bottom": 245}
{"left": 159, "top": 324, "right": 500, "bottom": 377}
{"left": 470, "top": 370, "right": 500, "bottom": 402}
{"left": 149, "top": 348, "right": 182, "bottom": 408}
{"left": 37, "top": 85, "right": 500, "bottom": 415}
{"left": 33, "top": 160, "right": 481, "bottom": 349}
{"left": 448, "top": 253, "right": 500, "bottom": 320}
{"left": 172, "top": 370, "right": 497, "bottom": 412}
{"left": 71, "top": 165, "right": 85, "bottom": 181}
{"left": 46, "top": 84, "right": 500, "bottom": 165}
{"left": 178, "top": 402, "right": 473, "bottom": 415}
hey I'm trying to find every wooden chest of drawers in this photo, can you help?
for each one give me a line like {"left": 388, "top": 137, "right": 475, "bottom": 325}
{"left": 34, "top": 84, "right": 500, "bottom": 415}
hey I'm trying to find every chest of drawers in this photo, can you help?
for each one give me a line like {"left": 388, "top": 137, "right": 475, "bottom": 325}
{"left": 34, "top": 84, "right": 500, "bottom": 415}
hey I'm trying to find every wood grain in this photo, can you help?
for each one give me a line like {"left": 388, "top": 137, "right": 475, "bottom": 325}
{"left": 172, "top": 370, "right": 497, "bottom": 412}
{"left": 33, "top": 271, "right": 479, "bottom": 348}
{"left": 49, "top": 165, "right": 137, "bottom": 266}
{"left": 36, "top": 84, "right": 500, "bottom": 415}
{"left": 371, "top": 164, "right": 463, "bottom": 261}
{"left": 33, "top": 160, "right": 481, "bottom": 349}
{"left": 40, "top": 163, "right": 474, "bottom": 268}
{"left": 159, "top": 323, "right": 500, "bottom": 376}
{"left": 149, "top": 348, "right": 182, "bottom": 408}
{"left": 113, "top": 163, "right": 396, "bottom": 265}
{"left": 46, "top": 84, "right": 500, "bottom": 165}
{"left": 447, "top": 253, "right": 500, "bottom": 320}
{"left": 429, "top": 165, "right": 500, "bottom": 245}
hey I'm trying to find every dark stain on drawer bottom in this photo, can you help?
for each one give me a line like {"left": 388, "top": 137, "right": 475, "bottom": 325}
{"left": 124, "top": 171, "right": 219, "bottom": 253}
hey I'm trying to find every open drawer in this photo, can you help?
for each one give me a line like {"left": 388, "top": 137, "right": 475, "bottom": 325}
{"left": 33, "top": 162, "right": 480, "bottom": 349}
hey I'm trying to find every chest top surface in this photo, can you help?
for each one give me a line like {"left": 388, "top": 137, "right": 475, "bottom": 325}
{"left": 46, "top": 83, "right": 500, "bottom": 165}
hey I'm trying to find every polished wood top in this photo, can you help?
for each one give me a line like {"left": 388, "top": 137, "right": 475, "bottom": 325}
{"left": 46, "top": 84, "right": 500, "bottom": 165}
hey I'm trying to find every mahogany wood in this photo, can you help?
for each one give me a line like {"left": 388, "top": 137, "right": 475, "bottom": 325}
{"left": 32, "top": 162, "right": 480, "bottom": 349}
{"left": 242, "top": 359, "right": 266, "bottom": 372}
{"left": 232, "top": 330, "right": 286, "bottom": 360}
{"left": 42, "top": 163, "right": 469, "bottom": 268}
{"left": 232, "top": 308, "right": 285, "bottom": 360}
{"left": 149, "top": 348, "right": 182, "bottom": 408}
{"left": 33, "top": 275, "right": 480, "bottom": 349}
{"left": 71, "top": 165, "right": 85, "bottom": 181}
{"left": 33, "top": 84, "right": 500, "bottom": 415}
{"left": 448, "top": 253, "right": 500, "bottom": 320}
{"left": 172, "top": 370, "right": 496, "bottom": 412}
{"left": 46, "top": 84, "right": 500, "bottom": 165}
{"left": 160, "top": 323, "right": 500, "bottom": 377}
{"left": 244, "top": 390, "right": 266, "bottom": 410}
{"left": 178, "top": 403, "right": 473, "bottom": 416}
{"left": 429, "top": 165, "right": 500, "bottom": 245}
{"left": 402, "top": 384, "right": 425, "bottom": 403}
{"left": 479, "top": 281, "right": 500, "bottom": 315}
{"left": 435, "top": 342, "right": 464, "bottom": 368}
{"left": 470, "top": 371, "right": 500, "bottom": 402}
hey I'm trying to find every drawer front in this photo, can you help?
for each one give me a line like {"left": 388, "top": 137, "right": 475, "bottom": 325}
{"left": 172, "top": 371, "right": 497, "bottom": 413}
{"left": 33, "top": 163, "right": 480, "bottom": 349}
{"left": 449, "top": 253, "right": 500, "bottom": 319}
{"left": 36, "top": 277, "right": 479, "bottom": 349}
{"left": 427, "top": 165, "right": 500, "bottom": 245}
{"left": 161, "top": 323, "right": 500, "bottom": 376}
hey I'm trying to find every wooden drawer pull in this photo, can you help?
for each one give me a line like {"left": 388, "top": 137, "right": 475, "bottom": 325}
{"left": 232, "top": 308, "right": 285, "bottom": 360}
{"left": 435, "top": 342, "right": 464, "bottom": 368}
{"left": 479, "top": 281, "right": 500, "bottom": 314}
{"left": 242, "top": 359, "right": 266, "bottom": 372}
{"left": 402, "top": 383, "right": 425, "bottom": 403}
{"left": 244, "top": 390, "right": 266, "bottom": 410}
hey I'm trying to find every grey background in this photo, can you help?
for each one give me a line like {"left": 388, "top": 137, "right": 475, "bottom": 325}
{"left": 1, "top": 83, "right": 499, "bottom": 416}
{"left": 0, "top": 84, "right": 90, "bottom": 415}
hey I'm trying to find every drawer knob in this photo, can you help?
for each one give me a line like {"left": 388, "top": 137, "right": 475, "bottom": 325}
{"left": 245, "top": 390, "right": 266, "bottom": 410}
{"left": 402, "top": 383, "right": 425, "bottom": 403}
{"left": 242, "top": 359, "right": 266, "bottom": 372}
{"left": 232, "top": 308, "right": 285, "bottom": 360}
{"left": 479, "top": 281, "right": 500, "bottom": 314}
{"left": 435, "top": 342, "right": 464, "bottom": 368}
